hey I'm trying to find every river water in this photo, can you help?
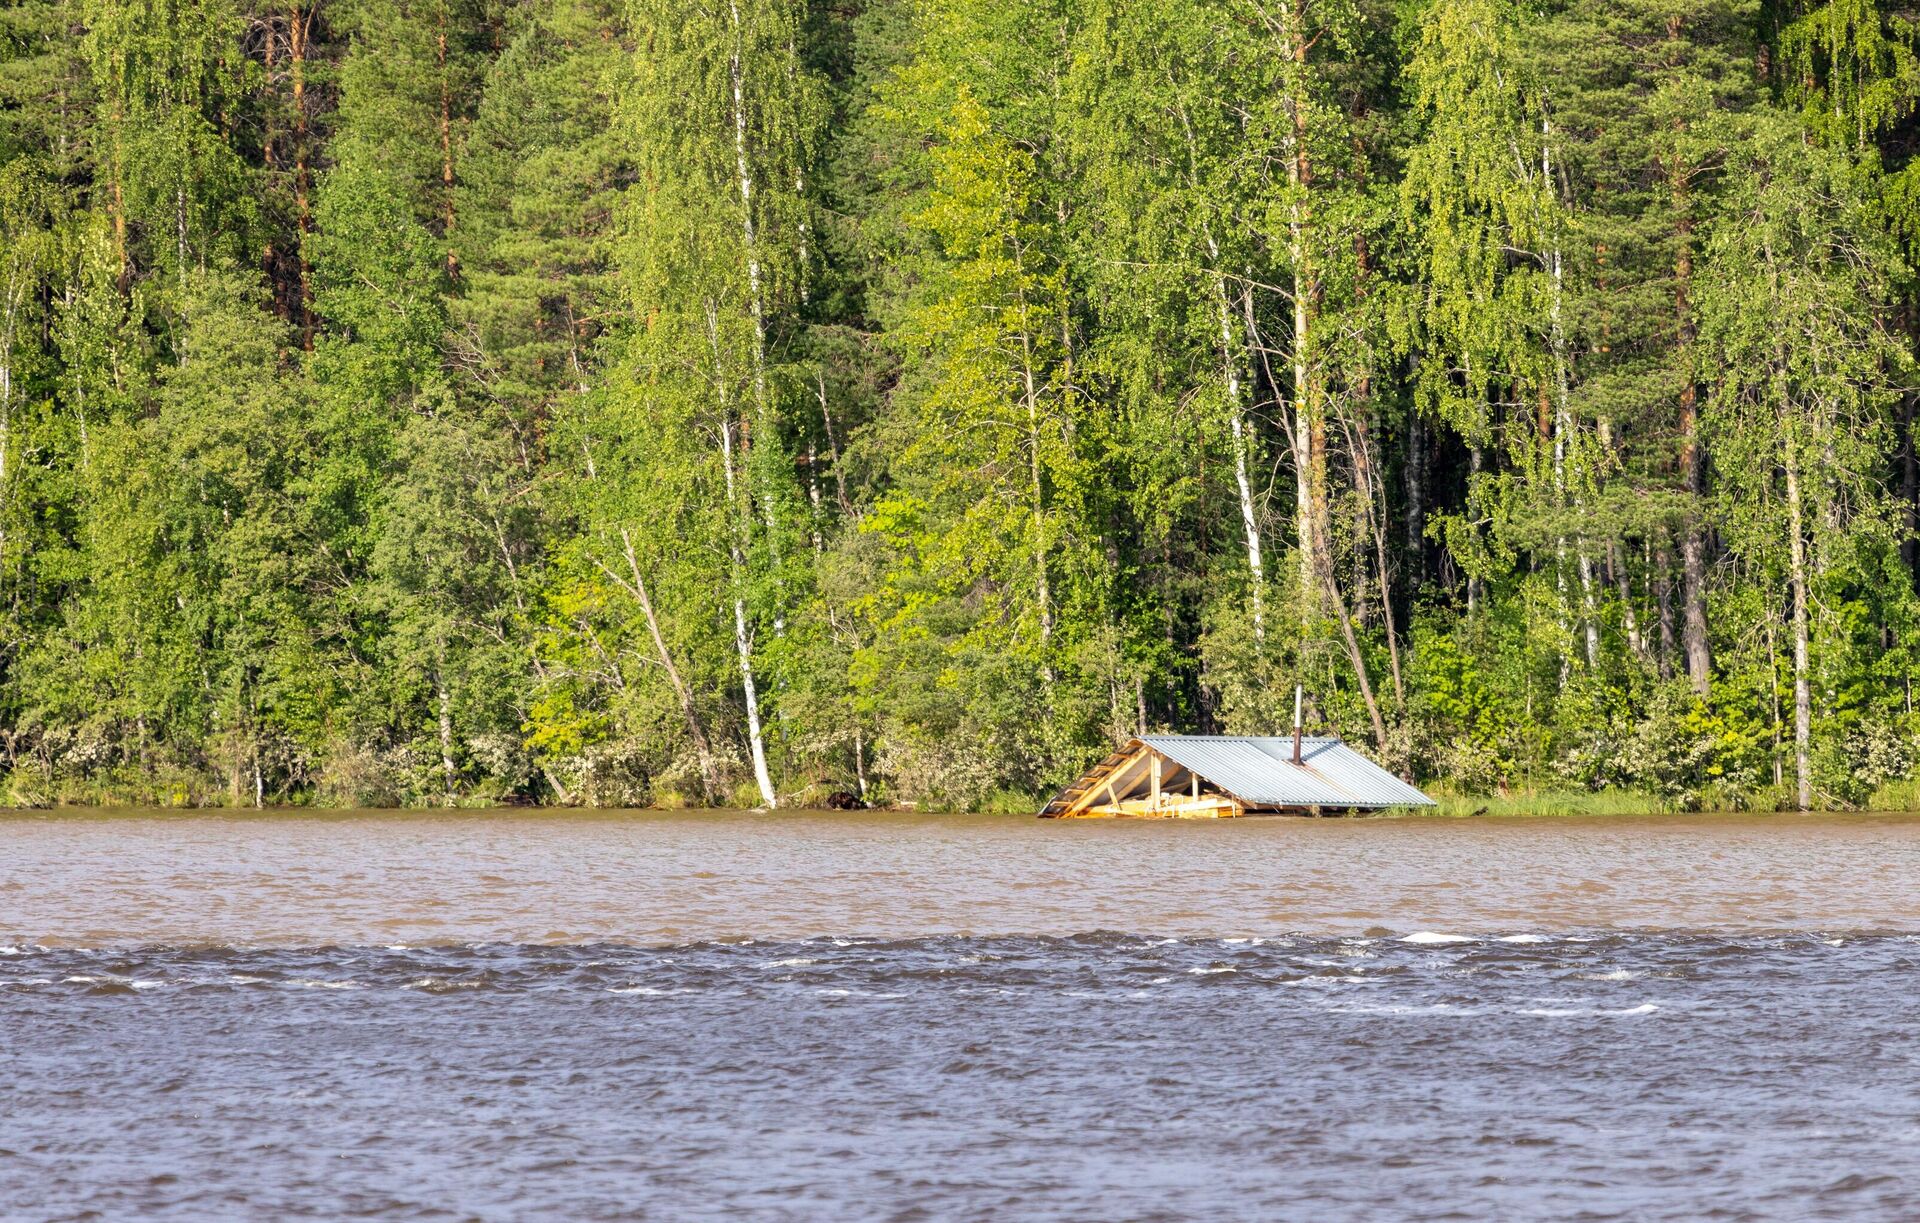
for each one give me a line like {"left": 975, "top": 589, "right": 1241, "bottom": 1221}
{"left": 5, "top": 810, "right": 1920, "bottom": 1219}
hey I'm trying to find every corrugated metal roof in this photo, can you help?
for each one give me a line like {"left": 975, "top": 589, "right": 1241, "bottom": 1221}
{"left": 1138, "top": 735, "right": 1434, "bottom": 809}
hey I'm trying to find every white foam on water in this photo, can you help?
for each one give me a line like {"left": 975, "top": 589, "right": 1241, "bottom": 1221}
{"left": 61, "top": 975, "right": 95, "bottom": 984}
{"left": 1497, "top": 934, "right": 1551, "bottom": 944}
{"left": 765, "top": 957, "right": 817, "bottom": 968}
{"left": 289, "top": 979, "right": 364, "bottom": 990}
{"left": 1580, "top": 969, "right": 1637, "bottom": 981}
{"left": 228, "top": 975, "right": 269, "bottom": 985}
{"left": 385, "top": 944, "right": 410, "bottom": 951}
{"left": 1401, "top": 932, "right": 1475, "bottom": 945}
{"left": 0, "top": 945, "right": 22, "bottom": 956}
{"left": 1519, "top": 1002, "right": 1659, "bottom": 1017}
{"left": 130, "top": 980, "right": 164, "bottom": 990}
{"left": 607, "top": 986, "right": 679, "bottom": 996}
{"left": 1187, "top": 965, "right": 1236, "bottom": 975}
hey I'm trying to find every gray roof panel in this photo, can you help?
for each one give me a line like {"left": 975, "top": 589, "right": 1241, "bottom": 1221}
{"left": 1137, "top": 735, "right": 1435, "bottom": 809}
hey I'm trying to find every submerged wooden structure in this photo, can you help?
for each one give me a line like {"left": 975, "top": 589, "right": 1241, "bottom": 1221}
{"left": 1040, "top": 734, "right": 1436, "bottom": 818}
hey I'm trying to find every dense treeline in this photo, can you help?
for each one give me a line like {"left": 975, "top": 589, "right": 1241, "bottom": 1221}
{"left": 0, "top": 0, "right": 1915, "bottom": 809}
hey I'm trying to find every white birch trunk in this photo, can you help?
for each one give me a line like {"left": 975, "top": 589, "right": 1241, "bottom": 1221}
{"left": 1208, "top": 252, "right": 1265, "bottom": 646}
{"left": 1784, "top": 434, "right": 1812, "bottom": 811}
{"left": 1016, "top": 323, "right": 1055, "bottom": 669}
{"left": 1288, "top": 205, "right": 1315, "bottom": 607}
{"left": 0, "top": 274, "right": 15, "bottom": 583}
{"left": 1176, "top": 88, "right": 1267, "bottom": 647}
{"left": 727, "top": 0, "right": 784, "bottom": 614}
{"left": 722, "top": 416, "right": 777, "bottom": 808}
{"left": 1541, "top": 105, "right": 1598, "bottom": 669}
{"left": 709, "top": 301, "right": 778, "bottom": 809}
{"left": 1279, "top": 0, "right": 1318, "bottom": 611}
{"left": 616, "top": 527, "right": 723, "bottom": 804}
{"left": 1175, "top": 85, "right": 1267, "bottom": 648}
{"left": 435, "top": 646, "right": 457, "bottom": 804}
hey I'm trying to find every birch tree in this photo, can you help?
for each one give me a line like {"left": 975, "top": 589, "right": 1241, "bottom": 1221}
{"left": 1697, "top": 118, "right": 1906, "bottom": 809}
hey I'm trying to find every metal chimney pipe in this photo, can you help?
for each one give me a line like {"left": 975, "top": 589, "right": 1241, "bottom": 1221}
{"left": 1292, "top": 684, "right": 1303, "bottom": 765}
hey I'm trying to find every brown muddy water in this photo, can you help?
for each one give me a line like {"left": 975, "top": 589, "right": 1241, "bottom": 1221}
{"left": 5, "top": 809, "right": 1920, "bottom": 1220}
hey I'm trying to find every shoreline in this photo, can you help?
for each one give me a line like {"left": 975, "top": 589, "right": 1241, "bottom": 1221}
{"left": 6, "top": 801, "right": 1920, "bottom": 819}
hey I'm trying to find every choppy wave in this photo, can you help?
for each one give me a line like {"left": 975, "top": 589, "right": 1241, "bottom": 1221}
{"left": 0, "top": 929, "right": 1910, "bottom": 996}
{"left": 4, "top": 932, "right": 1917, "bottom": 1221}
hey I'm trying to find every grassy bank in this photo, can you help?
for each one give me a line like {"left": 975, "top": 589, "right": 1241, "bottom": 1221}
{"left": 1387, "top": 781, "right": 1920, "bottom": 817}
{"left": 11, "top": 766, "right": 1920, "bottom": 816}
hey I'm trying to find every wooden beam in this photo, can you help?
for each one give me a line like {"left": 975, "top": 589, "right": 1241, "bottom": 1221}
{"left": 1150, "top": 754, "right": 1162, "bottom": 812}
{"left": 1057, "top": 795, "right": 1241, "bottom": 820}
{"left": 1065, "top": 745, "right": 1153, "bottom": 815}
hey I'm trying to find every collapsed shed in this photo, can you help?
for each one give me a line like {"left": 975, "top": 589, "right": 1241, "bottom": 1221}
{"left": 1039, "top": 735, "right": 1436, "bottom": 818}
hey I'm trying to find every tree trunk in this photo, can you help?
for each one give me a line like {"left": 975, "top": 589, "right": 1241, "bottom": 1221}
{"left": 0, "top": 264, "right": 19, "bottom": 585}
{"left": 1653, "top": 545, "right": 1677, "bottom": 678}
{"left": 609, "top": 527, "right": 723, "bottom": 805}
{"left": 708, "top": 300, "right": 777, "bottom": 809}
{"left": 1406, "top": 395, "right": 1425, "bottom": 583}
{"left": 435, "top": 644, "right": 457, "bottom": 804}
{"left": 110, "top": 100, "right": 129, "bottom": 289}
{"left": 816, "top": 369, "right": 852, "bottom": 516}
{"left": 1611, "top": 539, "right": 1641, "bottom": 659}
{"left": 1218, "top": 273, "right": 1265, "bottom": 645}
{"left": 1672, "top": 142, "right": 1711, "bottom": 693}
{"left": 1276, "top": 0, "right": 1323, "bottom": 611}
{"left": 1783, "top": 436, "right": 1812, "bottom": 811}
{"left": 727, "top": 0, "right": 785, "bottom": 585}
{"left": 1902, "top": 388, "right": 1917, "bottom": 581}
{"left": 731, "top": 587, "right": 775, "bottom": 808}
{"left": 854, "top": 726, "right": 868, "bottom": 799}
{"left": 1173, "top": 91, "right": 1266, "bottom": 649}
{"left": 721, "top": 416, "right": 777, "bottom": 809}
{"left": 1323, "top": 560, "right": 1390, "bottom": 752}
{"left": 262, "top": 13, "right": 282, "bottom": 316}
{"left": 1353, "top": 418, "right": 1406, "bottom": 707}
{"left": 1016, "top": 316, "right": 1053, "bottom": 669}
{"left": 437, "top": 9, "right": 457, "bottom": 277}
{"left": 290, "top": 0, "right": 312, "bottom": 342}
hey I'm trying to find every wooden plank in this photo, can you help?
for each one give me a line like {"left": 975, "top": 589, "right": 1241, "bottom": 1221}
{"left": 1061, "top": 796, "right": 1240, "bottom": 820}
{"left": 1065, "top": 745, "right": 1152, "bottom": 815}
{"left": 1099, "top": 748, "right": 1158, "bottom": 810}
{"left": 1150, "top": 754, "right": 1162, "bottom": 812}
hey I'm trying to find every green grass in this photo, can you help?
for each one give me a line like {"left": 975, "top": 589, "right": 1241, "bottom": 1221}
{"left": 1380, "top": 787, "right": 1678, "bottom": 818}
{"left": 1865, "top": 779, "right": 1920, "bottom": 812}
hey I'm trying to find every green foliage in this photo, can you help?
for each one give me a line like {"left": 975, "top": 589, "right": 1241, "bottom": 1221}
{"left": 1, "top": 0, "right": 1918, "bottom": 810}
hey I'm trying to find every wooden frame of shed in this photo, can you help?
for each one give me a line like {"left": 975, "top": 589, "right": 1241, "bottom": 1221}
{"left": 1041, "top": 741, "right": 1242, "bottom": 818}
{"left": 1039, "top": 735, "right": 1436, "bottom": 818}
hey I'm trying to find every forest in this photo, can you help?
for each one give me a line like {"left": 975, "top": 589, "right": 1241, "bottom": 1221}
{"left": 0, "top": 0, "right": 1916, "bottom": 810}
